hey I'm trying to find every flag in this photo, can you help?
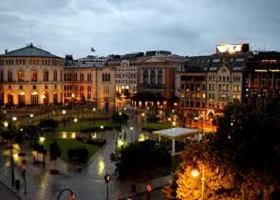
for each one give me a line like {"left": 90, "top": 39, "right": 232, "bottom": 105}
{"left": 91, "top": 47, "right": 95, "bottom": 52}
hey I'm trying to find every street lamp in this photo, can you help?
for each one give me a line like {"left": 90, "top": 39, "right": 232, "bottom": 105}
{"left": 11, "top": 116, "right": 17, "bottom": 187}
{"left": 92, "top": 107, "right": 96, "bottom": 124}
{"left": 71, "top": 93, "right": 75, "bottom": 111}
{"left": 100, "top": 125, "right": 104, "bottom": 139}
{"left": 62, "top": 110, "right": 66, "bottom": 127}
{"left": 74, "top": 118, "right": 78, "bottom": 136}
{"left": 56, "top": 188, "right": 75, "bottom": 200}
{"left": 104, "top": 174, "right": 111, "bottom": 199}
{"left": 130, "top": 127, "right": 133, "bottom": 143}
{"left": 142, "top": 112, "right": 146, "bottom": 128}
{"left": 168, "top": 117, "right": 171, "bottom": 128}
{"left": 191, "top": 164, "right": 205, "bottom": 200}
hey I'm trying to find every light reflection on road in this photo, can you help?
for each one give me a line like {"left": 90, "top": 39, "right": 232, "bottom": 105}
{"left": 98, "top": 158, "right": 105, "bottom": 175}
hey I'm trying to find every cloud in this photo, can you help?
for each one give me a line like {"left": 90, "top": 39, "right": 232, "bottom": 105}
{"left": 0, "top": 0, "right": 280, "bottom": 57}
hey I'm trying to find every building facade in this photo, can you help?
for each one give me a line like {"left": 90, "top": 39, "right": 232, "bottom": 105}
{"left": 244, "top": 51, "right": 280, "bottom": 112}
{"left": 176, "top": 56, "right": 211, "bottom": 122}
{"left": 64, "top": 56, "right": 116, "bottom": 112}
{"left": 137, "top": 55, "right": 186, "bottom": 98}
{"left": 0, "top": 44, "right": 64, "bottom": 106}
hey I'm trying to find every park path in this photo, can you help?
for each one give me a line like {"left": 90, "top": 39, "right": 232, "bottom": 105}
{"left": 0, "top": 107, "right": 167, "bottom": 200}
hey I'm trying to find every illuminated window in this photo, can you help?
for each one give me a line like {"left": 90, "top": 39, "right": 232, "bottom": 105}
{"left": 18, "top": 70, "right": 24, "bottom": 82}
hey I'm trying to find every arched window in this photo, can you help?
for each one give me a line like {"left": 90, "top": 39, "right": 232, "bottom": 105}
{"left": 44, "top": 70, "right": 49, "bottom": 81}
{"left": 8, "top": 70, "right": 13, "bottom": 81}
{"left": 31, "top": 70, "right": 37, "bottom": 82}
{"left": 151, "top": 70, "right": 155, "bottom": 84}
{"left": 53, "top": 70, "right": 57, "bottom": 81}
{"left": 158, "top": 70, "right": 163, "bottom": 84}
{"left": 143, "top": 70, "right": 148, "bottom": 84}
{"left": 18, "top": 70, "right": 24, "bottom": 82}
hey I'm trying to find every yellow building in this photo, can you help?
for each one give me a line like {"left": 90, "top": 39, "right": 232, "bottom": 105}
{"left": 0, "top": 44, "right": 64, "bottom": 106}
{"left": 64, "top": 56, "right": 116, "bottom": 112}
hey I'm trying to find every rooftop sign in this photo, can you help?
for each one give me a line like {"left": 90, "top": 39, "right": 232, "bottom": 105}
{"left": 216, "top": 44, "right": 249, "bottom": 54}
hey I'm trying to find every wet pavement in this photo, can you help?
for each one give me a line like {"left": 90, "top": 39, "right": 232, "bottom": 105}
{"left": 0, "top": 108, "right": 168, "bottom": 200}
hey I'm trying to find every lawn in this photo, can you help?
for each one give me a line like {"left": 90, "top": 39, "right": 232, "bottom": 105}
{"left": 146, "top": 122, "right": 170, "bottom": 130}
{"left": 43, "top": 137, "right": 99, "bottom": 165}
{"left": 55, "top": 120, "right": 117, "bottom": 132}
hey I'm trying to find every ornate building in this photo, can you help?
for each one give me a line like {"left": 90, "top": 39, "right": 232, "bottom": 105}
{"left": 64, "top": 56, "right": 116, "bottom": 112}
{"left": 0, "top": 44, "right": 64, "bottom": 106}
{"left": 137, "top": 55, "right": 186, "bottom": 98}
{"left": 176, "top": 56, "right": 211, "bottom": 122}
{"left": 244, "top": 51, "right": 280, "bottom": 112}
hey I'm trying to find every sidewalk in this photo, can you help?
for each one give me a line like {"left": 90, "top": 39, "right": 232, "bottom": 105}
{"left": 0, "top": 180, "right": 21, "bottom": 200}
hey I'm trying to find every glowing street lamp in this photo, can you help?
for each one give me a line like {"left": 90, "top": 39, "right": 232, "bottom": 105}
{"left": 130, "top": 127, "right": 133, "bottom": 143}
{"left": 62, "top": 110, "right": 66, "bottom": 127}
{"left": 92, "top": 107, "right": 96, "bottom": 124}
{"left": 191, "top": 164, "right": 205, "bottom": 199}
{"left": 168, "top": 117, "right": 171, "bottom": 128}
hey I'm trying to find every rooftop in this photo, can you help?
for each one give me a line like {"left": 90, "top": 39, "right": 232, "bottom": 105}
{"left": 1, "top": 43, "right": 61, "bottom": 58}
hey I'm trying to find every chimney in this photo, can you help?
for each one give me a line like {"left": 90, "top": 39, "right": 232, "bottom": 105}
{"left": 5, "top": 49, "right": 8, "bottom": 54}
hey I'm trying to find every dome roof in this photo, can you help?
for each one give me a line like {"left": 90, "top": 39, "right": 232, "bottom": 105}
{"left": 1, "top": 44, "right": 62, "bottom": 59}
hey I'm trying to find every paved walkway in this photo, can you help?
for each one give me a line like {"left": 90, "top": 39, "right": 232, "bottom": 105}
{"left": 0, "top": 108, "right": 169, "bottom": 200}
{"left": 0, "top": 181, "right": 21, "bottom": 200}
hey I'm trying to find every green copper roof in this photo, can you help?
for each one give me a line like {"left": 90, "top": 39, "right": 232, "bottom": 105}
{"left": 1, "top": 44, "right": 61, "bottom": 58}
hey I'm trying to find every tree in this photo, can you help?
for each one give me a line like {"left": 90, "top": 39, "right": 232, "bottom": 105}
{"left": 166, "top": 141, "right": 277, "bottom": 200}
{"left": 215, "top": 103, "right": 278, "bottom": 168}
{"left": 24, "top": 125, "right": 40, "bottom": 144}
{"left": 112, "top": 111, "right": 129, "bottom": 129}
{"left": 115, "top": 140, "right": 171, "bottom": 180}
{"left": 39, "top": 118, "right": 58, "bottom": 130}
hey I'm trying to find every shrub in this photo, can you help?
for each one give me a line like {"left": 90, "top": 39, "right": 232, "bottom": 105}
{"left": 67, "top": 148, "right": 89, "bottom": 163}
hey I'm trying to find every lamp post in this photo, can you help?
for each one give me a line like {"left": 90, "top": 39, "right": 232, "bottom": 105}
{"left": 71, "top": 93, "right": 75, "bottom": 111}
{"left": 104, "top": 174, "right": 111, "bottom": 200}
{"left": 142, "top": 112, "right": 146, "bottom": 128}
{"left": 200, "top": 114, "right": 204, "bottom": 137}
{"left": 168, "top": 117, "right": 171, "bottom": 128}
{"left": 130, "top": 127, "right": 133, "bottom": 143}
{"left": 92, "top": 107, "right": 96, "bottom": 124}
{"left": 191, "top": 164, "right": 205, "bottom": 200}
{"left": 119, "top": 111, "right": 122, "bottom": 129}
{"left": 74, "top": 118, "right": 78, "bottom": 137}
{"left": 11, "top": 117, "right": 17, "bottom": 187}
{"left": 100, "top": 125, "right": 104, "bottom": 139}
{"left": 62, "top": 110, "right": 66, "bottom": 127}
{"left": 29, "top": 113, "right": 34, "bottom": 125}
{"left": 56, "top": 188, "right": 75, "bottom": 200}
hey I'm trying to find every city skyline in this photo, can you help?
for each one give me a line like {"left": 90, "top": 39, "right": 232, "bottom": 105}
{"left": 0, "top": 0, "right": 280, "bottom": 58}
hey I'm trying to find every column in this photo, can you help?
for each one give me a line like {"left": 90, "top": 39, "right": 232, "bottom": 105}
{"left": 155, "top": 68, "right": 158, "bottom": 84}
{"left": 148, "top": 68, "right": 151, "bottom": 84}
{"left": 172, "top": 138, "right": 175, "bottom": 155}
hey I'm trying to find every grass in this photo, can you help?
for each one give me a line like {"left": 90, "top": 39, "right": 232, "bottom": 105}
{"left": 55, "top": 120, "right": 117, "bottom": 132}
{"left": 43, "top": 137, "right": 99, "bottom": 165}
{"left": 146, "top": 122, "right": 170, "bottom": 130}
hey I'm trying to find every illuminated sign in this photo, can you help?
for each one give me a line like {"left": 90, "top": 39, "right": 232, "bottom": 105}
{"left": 216, "top": 44, "right": 243, "bottom": 54}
